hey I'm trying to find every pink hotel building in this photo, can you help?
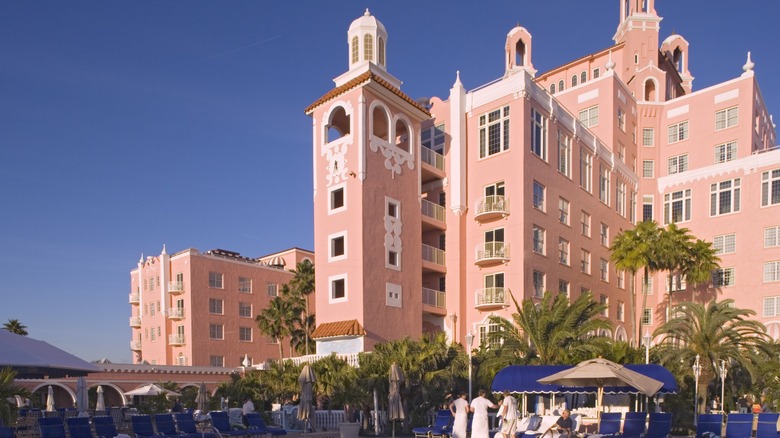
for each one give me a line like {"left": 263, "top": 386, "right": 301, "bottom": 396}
{"left": 131, "top": 1, "right": 780, "bottom": 365}
{"left": 305, "top": 0, "right": 778, "bottom": 355}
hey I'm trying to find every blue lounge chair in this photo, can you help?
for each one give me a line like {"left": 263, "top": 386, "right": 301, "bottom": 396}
{"left": 132, "top": 415, "right": 162, "bottom": 438}
{"left": 756, "top": 413, "right": 780, "bottom": 438}
{"left": 642, "top": 413, "right": 671, "bottom": 438}
{"left": 66, "top": 417, "right": 94, "bottom": 438}
{"left": 93, "top": 416, "right": 118, "bottom": 438}
{"left": 724, "top": 413, "right": 753, "bottom": 438}
{"left": 618, "top": 412, "right": 646, "bottom": 438}
{"left": 174, "top": 413, "right": 217, "bottom": 438}
{"left": 208, "top": 411, "right": 252, "bottom": 437}
{"left": 245, "top": 413, "right": 287, "bottom": 436}
{"left": 695, "top": 413, "right": 722, "bottom": 438}
{"left": 155, "top": 414, "right": 195, "bottom": 438}
{"left": 38, "top": 417, "right": 67, "bottom": 438}
{"left": 596, "top": 412, "right": 622, "bottom": 436}
{"left": 413, "top": 410, "right": 452, "bottom": 438}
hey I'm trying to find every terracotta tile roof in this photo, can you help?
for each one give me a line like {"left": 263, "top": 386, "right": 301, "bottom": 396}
{"left": 305, "top": 71, "right": 430, "bottom": 116}
{"left": 311, "top": 319, "right": 366, "bottom": 339}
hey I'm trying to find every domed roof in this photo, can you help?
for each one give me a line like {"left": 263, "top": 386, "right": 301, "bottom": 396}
{"left": 348, "top": 9, "right": 386, "bottom": 34}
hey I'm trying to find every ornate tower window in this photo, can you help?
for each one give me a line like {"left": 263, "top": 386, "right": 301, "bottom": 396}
{"left": 363, "top": 34, "right": 373, "bottom": 61}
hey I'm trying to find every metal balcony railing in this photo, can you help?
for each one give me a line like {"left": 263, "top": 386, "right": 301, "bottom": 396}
{"left": 474, "top": 195, "right": 509, "bottom": 220}
{"left": 129, "top": 317, "right": 141, "bottom": 327}
{"left": 475, "top": 287, "right": 510, "bottom": 309}
{"left": 421, "top": 199, "right": 446, "bottom": 222}
{"left": 129, "top": 292, "right": 140, "bottom": 304}
{"left": 422, "top": 244, "right": 446, "bottom": 265}
{"left": 475, "top": 242, "right": 510, "bottom": 265}
{"left": 130, "top": 341, "right": 142, "bottom": 350}
{"left": 168, "top": 334, "right": 185, "bottom": 346}
{"left": 168, "top": 281, "right": 184, "bottom": 294}
{"left": 422, "top": 288, "right": 446, "bottom": 308}
{"left": 421, "top": 148, "right": 444, "bottom": 171}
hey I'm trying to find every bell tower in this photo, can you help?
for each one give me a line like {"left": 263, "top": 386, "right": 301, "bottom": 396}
{"left": 305, "top": 10, "right": 430, "bottom": 354}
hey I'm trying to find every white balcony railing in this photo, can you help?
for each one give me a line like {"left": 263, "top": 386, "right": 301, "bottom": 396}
{"left": 168, "top": 281, "right": 184, "bottom": 294}
{"left": 422, "top": 288, "right": 446, "bottom": 308}
{"left": 421, "top": 148, "right": 444, "bottom": 171}
{"left": 283, "top": 353, "right": 361, "bottom": 368}
{"left": 475, "top": 287, "right": 510, "bottom": 309}
{"left": 130, "top": 340, "right": 142, "bottom": 350}
{"left": 421, "top": 199, "right": 446, "bottom": 222}
{"left": 422, "top": 244, "right": 446, "bottom": 266}
{"left": 168, "top": 308, "right": 185, "bottom": 319}
{"left": 474, "top": 195, "right": 509, "bottom": 219}
{"left": 168, "top": 334, "right": 185, "bottom": 346}
{"left": 129, "top": 292, "right": 140, "bottom": 304}
{"left": 475, "top": 242, "right": 510, "bottom": 265}
{"left": 129, "top": 317, "right": 141, "bottom": 327}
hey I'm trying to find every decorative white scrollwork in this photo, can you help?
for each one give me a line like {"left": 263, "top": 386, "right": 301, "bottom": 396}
{"left": 322, "top": 140, "right": 350, "bottom": 187}
{"left": 370, "top": 138, "right": 414, "bottom": 178}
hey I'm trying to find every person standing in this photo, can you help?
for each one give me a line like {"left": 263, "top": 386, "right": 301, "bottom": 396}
{"left": 449, "top": 392, "right": 469, "bottom": 438}
{"left": 470, "top": 389, "right": 498, "bottom": 438}
{"left": 498, "top": 390, "right": 517, "bottom": 438}
{"left": 242, "top": 397, "right": 255, "bottom": 415}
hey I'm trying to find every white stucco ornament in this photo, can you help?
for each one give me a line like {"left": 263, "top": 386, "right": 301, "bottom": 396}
{"left": 370, "top": 138, "right": 414, "bottom": 178}
{"left": 322, "top": 142, "right": 349, "bottom": 187}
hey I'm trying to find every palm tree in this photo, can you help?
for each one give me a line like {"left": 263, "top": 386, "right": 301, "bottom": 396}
{"left": 256, "top": 296, "right": 296, "bottom": 359}
{"left": 3, "top": 319, "right": 28, "bottom": 335}
{"left": 490, "top": 290, "right": 612, "bottom": 365}
{"left": 654, "top": 299, "right": 771, "bottom": 413}
{"left": 289, "top": 260, "right": 315, "bottom": 354}
{"left": 610, "top": 220, "right": 663, "bottom": 345}
{"left": 0, "top": 367, "right": 30, "bottom": 425}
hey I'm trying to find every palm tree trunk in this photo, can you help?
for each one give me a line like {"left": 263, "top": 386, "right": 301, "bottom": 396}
{"left": 639, "top": 268, "right": 649, "bottom": 344}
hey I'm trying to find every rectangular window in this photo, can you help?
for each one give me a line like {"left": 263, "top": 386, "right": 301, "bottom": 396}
{"left": 714, "top": 141, "right": 738, "bottom": 163}
{"left": 616, "top": 181, "right": 626, "bottom": 217}
{"left": 581, "top": 249, "right": 591, "bottom": 274}
{"left": 642, "top": 160, "right": 654, "bottom": 178}
{"left": 600, "top": 223, "right": 609, "bottom": 247}
{"left": 710, "top": 178, "right": 741, "bottom": 216}
{"left": 558, "top": 130, "right": 572, "bottom": 177}
{"left": 208, "top": 272, "right": 223, "bottom": 289}
{"left": 421, "top": 124, "right": 446, "bottom": 153}
{"left": 600, "top": 258, "right": 609, "bottom": 282}
{"left": 331, "top": 235, "right": 345, "bottom": 258}
{"left": 578, "top": 106, "right": 599, "bottom": 128}
{"left": 666, "top": 274, "right": 687, "bottom": 292}
{"left": 617, "top": 108, "right": 626, "bottom": 131}
{"left": 642, "top": 128, "right": 654, "bottom": 147}
{"left": 479, "top": 106, "right": 510, "bottom": 158}
{"left": 478, "top": 323, "right": 502, "bottom": 349}
{"left": 713, "top": 267, "right": 735, "bottom": 287}
{"left": 580, "top": 149, "right": 593, "bottom": 193}
{"left": 617, "top": 301, "right": 625, "bottom": 322}
{"left": 617, "top": 271, "right": 625, "bottom": 289}
{"left": 330, "top": 186, "right": 345, "bottom": 212}
{"left": 713, "top": 234, "right": 736, "bottom": 254}
{"left": 532, "top": 271, "right": 545, "bottom": 298}
{"left": 239, "top": 327, "right": 252, "bottom": 342}
{"left": 387, "top": 200, "right": 399, "bottom": 218}
{"left": 558, "top": 280, "right": 570, "bottom": 297}
{"left": 715, "top": 106, "right": 738, "bottom": 130}
{"left": 664, "top": 189, "right": 692, "bottom": 224}
{"left": 531, "top": 108, "right": 548, "bottom": 160}
{"left": 208, "top": 298, "right": 223, "bottom": 315}
{"left": 642, "top": 277, "right": 654, "bottom": 295}
{"left": 150, "top": 304, "right": 155, "bottom": 316}
{"left": 765, "top": 226, "right": 780, "bottom": 248}
{"left": 643, "top": 195, "right": 654, "bottom": 222}
{"left": 581, "top": 211, "right": 591, "bottom": 237}
{"left": 209, "top": 355, "right": 224, "bottom": 367}
{"left": 267, "top": 283, "right": 278, "bottom": 297}
{"left": 667, "top": 154, "right": 688, "bottom": 175}
{"left": 667, "top": 121, "right": 689, "bottom": 144}
{"left": 238, "top": 277, "right": 252, "bottom": 293}
{"left": 332, "top": 277, "right": 346, "bottom": 300}
{"left": 532, "top": 225, "right": 545, "bottom": 255}
{"left": 558, "top": 198, "right": 570, "bottom": 225}
{"left": 558, "top": 238, "right": 569, "bottom": 265}
{"left": 599, "top": 165, "right": 610, "bottom": 205}
{"left": 239, "top": 302, "right": 252, "bottom": 318}
{"left": 388, "top": 250, "right": 399, "bottom": 267}
{"left": 532, "top": 181, "right": 545, "bottom": 211}
{"left": 209, "top": 324, "right": 224, "bottom": 340}
{"left": 763, "top": 296, "right": 780, "bottom": 317}
{"left": 600, "top": 294, "right": 609, "bottom": 317}
{"left": 642, "top": 308, "right": 652, "bottom": 325}
{"left": 762, "top": 169, "right": 780, "bottom": 207}
{"left": 764, "top": 261, "right": 780, "bottom": 283}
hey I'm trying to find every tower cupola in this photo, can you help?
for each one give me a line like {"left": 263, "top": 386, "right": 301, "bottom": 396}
{"left": 347, "top": 9, "right": 388, "bottom": 71}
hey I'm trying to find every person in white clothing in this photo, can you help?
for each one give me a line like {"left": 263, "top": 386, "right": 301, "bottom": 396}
{"left": 449, "top": 392, "right": 469, "bottom": 438}
{"left": 470, "top": 389, "right": 498, "bottom": 438}
{"left": 498, "top": 390, "right": 518, "bottom": 438}
{"left": 242, "top": 397, "right": 255, "bottom": 415}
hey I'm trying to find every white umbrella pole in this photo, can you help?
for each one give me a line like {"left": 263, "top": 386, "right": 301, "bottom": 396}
{"left": 373, "top": 389, "right": 379, "bottom": 435}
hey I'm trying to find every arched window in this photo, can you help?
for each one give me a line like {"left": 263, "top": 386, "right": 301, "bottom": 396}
{"left": 515, "top": 40, "right": 526, "bottom": 67}
{"left": 550, "top": 83, "right": 556, "bottom": 94}
{"left": 351, "top": 36, "right": 359, "bottom": 64}
{"left": 571, "top": 75, "right": 578, "bottom": 87}
{"left": 372, "top": 106, "right": 389, "bottom": 141}
{"left": 395, "top": 120, "right": 410, "bottom": 153}
{"left": 558, "top": 80, "right": 564, "bottom": 92}
{"left": 644, "top": 78, "right": 657, "bottom": 101}
{"left": 327, "top": 106, "right": 350, "bottom": 143}
{"left": 363, "top": 34, "right": 373, "bottom": 62}
{"left": 624, "top": 0, "right": 630, "bottom": 18}
{"left": 580, "top": 71, "right": 587, "bottom": 84}
{"left": 673, "top": 48, "right": 684, "bottom": 72}
{"left": 378, "top": 37, "right": 385, "bottom": 66}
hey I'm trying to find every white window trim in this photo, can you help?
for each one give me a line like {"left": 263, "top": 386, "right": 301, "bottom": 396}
{"left": 715, "top": 106, "right": 739, "bottom": 131}
{"left": 328, "top": 230, "right": 348, "bottom": 262}
{"left": 328, "top": 183, "right": 347, "bottom": 215}
{"left": 386, "top": 282, "right": 402, "bottom": 308}
{"left": 329, "top": 273, "right": 348, "bottom": 303}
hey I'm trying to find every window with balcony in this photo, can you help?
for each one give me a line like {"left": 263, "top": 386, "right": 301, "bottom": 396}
{"left": 422, "top": 124, "right": 446, "bottom": 154}
{"left": 479, "top": 106, "right": 510, "bottom": 158}
{"left": 710, "top": 179, "right": 741, "bottom": 216}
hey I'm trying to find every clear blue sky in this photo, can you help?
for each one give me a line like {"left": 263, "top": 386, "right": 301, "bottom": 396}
{"left": 1, "top": 1, "right": 778, "bottom": 363}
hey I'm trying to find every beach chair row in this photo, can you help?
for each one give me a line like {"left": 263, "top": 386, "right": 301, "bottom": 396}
{"left": 697, "top": 412, "right": 780, "bottom": 438}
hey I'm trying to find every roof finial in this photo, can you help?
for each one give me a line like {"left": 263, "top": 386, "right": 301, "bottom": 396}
{"left": 139, "top": 253, "right": 144, "bottom": 264}
{"left": 161, "top": 244, "right": 167, "bottom": 255}
{"left": 364, "top": 8, "right": 370, "bottom": 16}
{"left": 742, "top": 51, "right": 754, "bottom": 73}
{"left": 454, "top": 70, "right": 462, "bottom": 87}
{"left": 605, "top": 50, "right": 616, "bottom": 71}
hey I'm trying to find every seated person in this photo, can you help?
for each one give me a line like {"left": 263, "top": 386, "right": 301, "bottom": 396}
{"left": 549, "top": 410, "right": 572, "bottom": 438}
